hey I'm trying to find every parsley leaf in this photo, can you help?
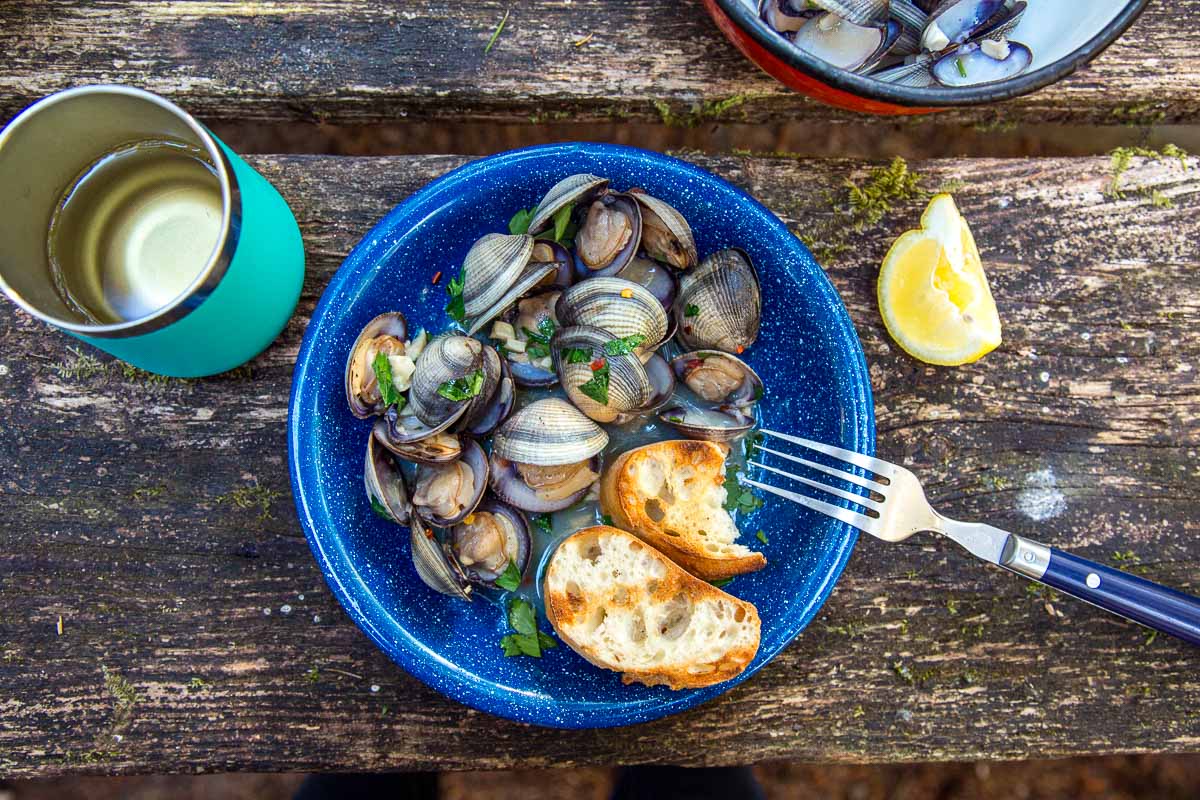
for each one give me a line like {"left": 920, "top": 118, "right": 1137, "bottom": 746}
{"left": 509, "top": 207, "right": 535, "bottom": 235}
{"left": 522, "top": 318, "right": 557, "bottom": 359}
{"left": 508, "top": 597, "right": 537, "bottom": 636}
{"left": 369, "top": 496, "right": 392, "bottom": 520}
{"left": 494, "top": 560, "right": 523, "bottom": 592}
{"left": 599, "top": 514, "right": 614, "bottom": 527}
{"left": 372, "top": 352, "right": 404, "bottom": 408}
{"left": 499, "top": 598, "right": 558, "bottom": 658}
{"left": 532, "top": 514, "right": 553, "bottom": 535}
{"left": 756, "top": 530, "right": 769, "bottom": 545}
{"left": 603, "top": 334, "right": 647, "bottom": 356}
{"left": 684, "top": 304, "right": 700, "bottom": 318}
{"left": 577, "top": 360, "right": 610, "bottom": 405}
{"left": 564, "top": 346, "right": 591, "bottom": 364}
{"left": 722, "top": 461, "right": 763, "bottom": 514}
{"left": 445, "top": 272, "right": 466, "bottom": 323}
{"left": 552, "top": 204, "right": 572, "bottom": 243}
{"left": 437, "top": 369, "right": 485, "bottom": 401}
{"left": 710, "top": 577, "right": 734, "bottom": 588}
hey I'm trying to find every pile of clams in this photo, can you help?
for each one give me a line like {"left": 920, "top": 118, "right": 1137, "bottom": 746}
{"left": 345, "top": 173, "right": 767, "bottom": 602}
{"left": 758, "top": 0, "right": 1033, "bottom": 88}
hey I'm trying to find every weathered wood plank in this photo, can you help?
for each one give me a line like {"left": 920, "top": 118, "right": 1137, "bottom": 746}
{"left": 0, "top": 1, "right": 1197, "bottom": 126}
{"left": 1, "top": 151, "right": 1198, "bottom": 777}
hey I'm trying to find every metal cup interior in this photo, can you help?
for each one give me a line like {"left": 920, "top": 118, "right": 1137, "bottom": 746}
{"left": 0, "top": 85, "right": 237, "bottom": 337}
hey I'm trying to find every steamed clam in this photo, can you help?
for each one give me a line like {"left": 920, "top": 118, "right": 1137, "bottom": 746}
{"left": 555, "top": 277, "right": 669, "bottom": 357}
{"left": 345, "top": 312, "right": 427, "bottom": 418}
{"left": 490, "top": 398, "right": 608, "bottom": 513}
{"left": 411, "top": 438, "right": 489, "bottom": 526}
{"left": 409, "top": 515, "right": 472, "bottom": 600}
{"left": 450, "top": 498, "right": 532, "bottom": 588}
{"left": 364, "top": 431, "right": 410, "bottom": 524}
{"left": 573, "top": 193, "right": 642, "bottom": 279}
{"left": 659, "top": 351, "right": 764, "bottom": 443}
{"left": 629, "top": 190, "right": 697, "bottom": 271}
{"left": 674, "top": 248, "right": 761, "bottom": 355}
{"left": 551, "top": 325, "right": 656, "bottom": 424}
{"left": 527, "top": 173, "right": 609, "bottom": 235}
{"left": 489, "top": 290, "right": 561, "bottom": 387}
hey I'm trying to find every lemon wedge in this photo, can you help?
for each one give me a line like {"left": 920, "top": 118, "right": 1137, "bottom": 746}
{"left": 878, "top": 194, "right": 1001, "bottom": 366}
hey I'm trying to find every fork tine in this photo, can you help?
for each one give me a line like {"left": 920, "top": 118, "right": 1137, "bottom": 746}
{"left": 758, "top": 429, "right": 895, "bottom": 478}
{"left": 748, "top": 460, "right": 882, "bottom": 512}
{"left": 740, "top": 476, "right": 881, "bottom": 536}
{"left": 753, "top": 444, "right": 883, "bottom": 492}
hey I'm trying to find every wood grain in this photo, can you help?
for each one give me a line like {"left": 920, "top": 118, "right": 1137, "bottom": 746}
{"left": 0, "top": 1, "right": 1197, "bottom": 127}
{"left": 1, "top": 151, "right": 1198, "bottom": 777}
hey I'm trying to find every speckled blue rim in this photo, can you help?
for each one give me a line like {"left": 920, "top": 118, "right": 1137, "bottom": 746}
{"left": 288, "top": 143, "right": 875, "bottom": 728}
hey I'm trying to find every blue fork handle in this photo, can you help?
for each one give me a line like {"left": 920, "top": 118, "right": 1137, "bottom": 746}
{"left": 1033, "top": 548, "right": 1200, "bottom": 646}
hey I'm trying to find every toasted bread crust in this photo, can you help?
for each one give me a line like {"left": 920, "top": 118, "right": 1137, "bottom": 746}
{"left": 599, "top": 440, "right": 766, "bottom": 580}
{"left": 544, "top": 526, "right": 760, "bottom": 690}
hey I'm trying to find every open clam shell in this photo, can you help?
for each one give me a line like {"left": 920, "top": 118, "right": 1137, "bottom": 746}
{"left": 364, "top": 431, "right": 410, "bottom": 525}
{"left": 674, "top": 248, "right": 761, "bottom": 355}
{"left": 551, "top": 325, "right": 653, "bottom": 424}
{"left": 629, "top": 190, "right": 697, "bottom": 270}
{"left": 491, "top": 397, "right": 609, "bottom": 466}
{"left": 411, "top": 438, "right": 489, "bottom": 527}
{"left": 529, "top": 240, "right": 574, "bottom": 289}
{"left": 373, "top": 403, "right": 467, "bottom": 463}
{"left": 759, "top": 0, "right": 814, "bottom": 35}
{"left": 555, "top": 277, "right": 669, "bottom": 353}
{"left": 490, "top": 452, "right": 602, "bottom": 513}
{"left": 495, "top": 290, "right": 560, "bottom": 388}
{"left": 460, "top": 233, "right": 534, "bottom": 320}
{"left": 528, "top": 173, "right": 609, "bottom": 234}
{"left": 572, "top": 193, "right": 642, "bottom": 279}
{"left": 410, "top": 515, "right": 472, "bottom": 601}
{"left": 659, "top": 351, "right": 763, "bottom": 443}
{"left": 345, "top": 311, "right": 408, "bottom": 418}
{"left": 408, "top": 335, "right": 486, "bottom": 427}
{"left": 454, "top": 343, "right": 505, "bottom": 432}
{"left": 793, "top": 13, "right": 901, "bottom": 73}
{"left": 450, "top": 498, "right": 532, "bottom": 588}
{"left": 932, "top": 38, "right": 1032, "bottom": 86}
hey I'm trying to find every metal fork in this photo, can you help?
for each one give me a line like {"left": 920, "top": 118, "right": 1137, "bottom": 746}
{"left": 743, "top": 429, "right": 1200, "bottom": 647}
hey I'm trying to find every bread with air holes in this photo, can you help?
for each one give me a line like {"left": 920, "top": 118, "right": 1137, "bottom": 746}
{"left": 599, "top": 439, "right": 766, "bottom": 581}
{"left": 543, "top": 525, "right": 760, "bottom": 689}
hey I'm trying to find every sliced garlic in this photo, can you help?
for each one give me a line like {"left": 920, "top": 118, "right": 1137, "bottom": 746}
{"left": 980, "top": 38, "right": 1011, "bottom": 60}
{"left": 921, "top": 21, "right": 950, "bottom": 52}
{"left": 387, "top": 354, "right": 417, "bottom": 392}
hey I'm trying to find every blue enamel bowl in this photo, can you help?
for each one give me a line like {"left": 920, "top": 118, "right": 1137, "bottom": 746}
{"left": 288, "top": 142, "right": 875, "bottom": 728}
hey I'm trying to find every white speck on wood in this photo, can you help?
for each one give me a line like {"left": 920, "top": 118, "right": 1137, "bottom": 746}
{"left": 1017, "top": 468, "right": 1067, "bottom": 522}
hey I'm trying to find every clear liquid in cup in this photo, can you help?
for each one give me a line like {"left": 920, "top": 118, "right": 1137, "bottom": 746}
{"left": 46, "top": 139, "right": 223, "bottom": 324}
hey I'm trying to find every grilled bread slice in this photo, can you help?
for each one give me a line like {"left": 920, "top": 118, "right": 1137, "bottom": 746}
{"left": 599, "top": 439, "right": 766, "bottom": 580}
{"left": 543, "top": 525, "right": 760, "bottom": 689}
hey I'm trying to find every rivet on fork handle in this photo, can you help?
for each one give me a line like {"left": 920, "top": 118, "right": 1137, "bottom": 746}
{"left": 1001, "top": 535, "right": 1050, "bottom": 579}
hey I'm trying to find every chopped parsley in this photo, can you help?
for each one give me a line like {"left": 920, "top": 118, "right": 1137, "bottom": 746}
{"left": 577, "top": 359, "right": 610, "bottom": 405}
{"left": 599, "top": 514, "right": 614, "bottom": 527}
{"left": 522, "top": 318, "right": 557, "bottom": 359}
{"left": 723, "top": 461, "right": 763, "bottom": 514}
{"left": 445, "top": 272, "right": 466, "bottom": 323}
{"left": 710, "top": 577, "right": 734, "bottom": 588}
{"left": 563, "top": 346, "right": 592, "bottom": 364}
{"left": 437, "top": 368, "right": 485, "bottom": 401}
{"left": 684, "top": 304, "right": 700, "bottom": 318}
{"left": 955, "top": 57, "right": 967, "bottom": 79}
{"left": 531, "top": 513, "right": 553, "bottom": 535}
{"left": 494, "top": 560, "right": 523, "bottom": 592}
{"left": 603, "top": 333, "right": 647, "bottom": 356}
{"left": 743, "top": 431, "right": 763, "bottom": 461}
{"left": 371, "top": 352, "right": 405, "bottom": 408}
{"left": 756, "top": 530, "right": 769, "bottom": 545}
{"left": 499, "top": 597, "right": 557, "bottom": 658}
{"left": 509, "top": 207, "right": 535, "bottom": 235}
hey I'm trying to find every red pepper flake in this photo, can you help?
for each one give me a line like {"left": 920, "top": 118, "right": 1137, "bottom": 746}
{"left": 431, "top": 271, "right": 443, "bottom": 285}
{"left": 683, "top": 325, "right": 693, "bottom": 334}
{"left": 590, "top": 357, "right": 606, "bottom": 371}
{"left": 736, "top": 345, "right": 745, "bottom": 354}
{"left": 686, "top": 359, "right": 704, "bottom": 370}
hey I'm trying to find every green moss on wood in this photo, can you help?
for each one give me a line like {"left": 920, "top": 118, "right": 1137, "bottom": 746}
{"left": 215, "top": 482, "right": 281, "bottom": 521}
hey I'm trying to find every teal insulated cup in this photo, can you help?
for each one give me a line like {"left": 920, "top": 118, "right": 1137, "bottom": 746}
{"left": 0, "top": 85, "right": 305, "bottom": 377}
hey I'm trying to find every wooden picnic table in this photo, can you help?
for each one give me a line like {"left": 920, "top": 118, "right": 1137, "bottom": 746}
{"left": 2, "top": 0, "right": 1200, "bottom": 781}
